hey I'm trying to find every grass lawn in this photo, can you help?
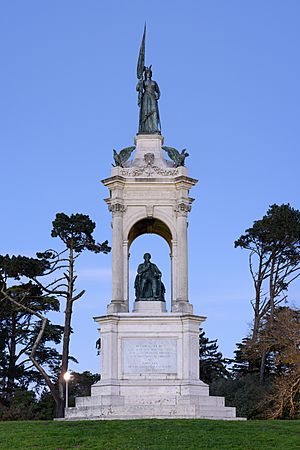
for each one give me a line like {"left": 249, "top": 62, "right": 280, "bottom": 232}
{"left": 0, "top": 419, "right": 299, "bottom": 450}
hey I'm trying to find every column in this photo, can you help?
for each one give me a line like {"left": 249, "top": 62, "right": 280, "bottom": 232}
{"left": 177, "top": 213, "right": 188, "bottom": 301}
{"left": 174, "top": 203, "right": 193, "bottom": 313}
{"left": 107, "top": 203, "right": 127, "bottom": 313}
{"left": 123, "top": 240, "right": 129, "bottom": 312}
{"left": 170, "top": 240, "right": 177, "bottom": 312}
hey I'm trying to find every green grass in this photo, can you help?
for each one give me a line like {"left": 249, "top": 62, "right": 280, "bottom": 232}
{"left": 0, "top": 419, "right": 299, "bottom": 450}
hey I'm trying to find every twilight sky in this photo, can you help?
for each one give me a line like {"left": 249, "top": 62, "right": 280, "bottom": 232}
{"left": 1, "top": 1, "right": 300, "bottom": 373}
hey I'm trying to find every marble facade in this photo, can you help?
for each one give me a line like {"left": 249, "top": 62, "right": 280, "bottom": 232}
{"left": 64, "top": 135, "right": 243, "bottom": 420}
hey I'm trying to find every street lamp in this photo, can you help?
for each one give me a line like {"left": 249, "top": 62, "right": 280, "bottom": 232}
{"left": 64, "top": 371, "right": 71, "bottom": 409}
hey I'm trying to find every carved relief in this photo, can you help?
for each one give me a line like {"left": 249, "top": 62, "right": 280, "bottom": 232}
{"left": 109, "top": 203, "right": 127, "bottom": 215}
{"left": 175, "top": 202, "right": 192, "bottom": 216}
{"left": 146, "top": 205, "right": 154, "bottom": 218}
{"left": 119, "top": 162, "right": 179, "bottom": 178}
{"left": 144, "top": 152, "right": 155, "bottom": 165}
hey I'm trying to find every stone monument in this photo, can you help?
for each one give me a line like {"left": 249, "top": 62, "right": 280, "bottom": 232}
{"left": 65, "top": 27, "right": 243, "bottom": 420}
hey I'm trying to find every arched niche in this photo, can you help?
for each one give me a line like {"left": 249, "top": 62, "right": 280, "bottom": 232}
{"left": 128, "top": 233, "right": 171, "bottom": 308}
{"left": 128, "top": 218, "right": 172, "bottom": 250}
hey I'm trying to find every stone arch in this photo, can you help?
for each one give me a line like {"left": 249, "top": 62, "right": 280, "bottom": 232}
{"left": 127, "top": 217, "right": 173, "bottom": 250}
{"left": 125, "top": 213, "right": 177, "bottom": 310}
{"left": 125, "top": 211, "right": 176, "bottom": 251}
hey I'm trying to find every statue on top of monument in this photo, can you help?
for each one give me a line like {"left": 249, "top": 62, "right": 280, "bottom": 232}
{"left": 162, "top": 146, "right": 189, "bottom": 167}
{"left": 136, "top": 25, "right": 161, "bottom": 134}
{"left": 112, "top": 146, "right": 136, "bottom": 167}
{"left": 134, "top": 253, "right": 165, "bottom": 301}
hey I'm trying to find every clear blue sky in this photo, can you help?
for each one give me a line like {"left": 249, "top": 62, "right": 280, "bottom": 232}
{"left": 1, "top": 1, "right": 300, "bottom": 373}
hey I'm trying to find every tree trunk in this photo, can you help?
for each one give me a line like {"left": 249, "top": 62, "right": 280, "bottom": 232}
{"left": 56, "top": 246, "right": 74, "bottom": 418}
{"left": 251, "top": 254, "right": 264, "bottom": 343}
{"left": 259, "top": 350, "right": 267, "bottom": 384}
{"left": 55, "top": 395, "right": 65, "bottom": 419}
{"left": 269, "top": 255, "right": 276, "bottom": 319}
{"left": 259, "top": 255, "right": 276, "bottom": 382}
{"left": 6, "top": 310, "right": 17, "bottom": 403}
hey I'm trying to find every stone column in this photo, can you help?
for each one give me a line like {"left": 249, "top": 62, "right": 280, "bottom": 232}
{"left": 107, "top": 203, "right": 127, "bottom": 313}
{"left": 174, "top": 203, "right": 193, "bottom": 313}
{"left": 170, "top": 240, "right": 177, "bottom": 312}
{"left": 123, "top": 240, "right": 129, "bottom": 312}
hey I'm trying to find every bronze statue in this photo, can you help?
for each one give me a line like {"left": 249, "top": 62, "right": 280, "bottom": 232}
{"left": 136, "top": 25, "right": 161, "bottom": 134}
{"left": 112, "top": 146, "right": 135, "bottom": 167}
{"left": 162, "top": 146, "right": 189, "bottom": 167}
{"left": 134, "top": 253, "right": 165, "bottom": 301}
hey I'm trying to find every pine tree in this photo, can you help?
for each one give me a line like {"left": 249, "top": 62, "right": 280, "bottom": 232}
{"left": 199, "top": 330, "right": 229, "bottom": 384}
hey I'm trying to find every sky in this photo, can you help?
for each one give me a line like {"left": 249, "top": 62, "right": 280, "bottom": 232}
{"left": 1, "top": 1, "right": 300, "bottom": 374}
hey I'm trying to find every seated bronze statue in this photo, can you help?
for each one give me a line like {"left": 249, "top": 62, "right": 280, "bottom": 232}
{"left": 134, "top": 253, "right": 165, "bottom": 301}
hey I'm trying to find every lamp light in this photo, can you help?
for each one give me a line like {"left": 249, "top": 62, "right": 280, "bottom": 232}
{"left": 64, "top": 371, "right": 71, "bottom": 409}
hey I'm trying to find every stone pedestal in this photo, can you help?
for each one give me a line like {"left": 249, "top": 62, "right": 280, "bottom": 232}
{"left": 65, "top": 303, "right": 243, "bottom": 420}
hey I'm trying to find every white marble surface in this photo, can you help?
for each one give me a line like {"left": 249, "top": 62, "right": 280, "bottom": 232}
{"left": 102, "top": 134, "right": 197, "bottom": 314}
{"left": 132, "top": 300, "right": 167, "bottom": 313}
{"left": 64, "top": 308, "right": 244, "bottom": 420}
{"left": 122, "top": 338, "right": 177, "bottom": 374}
{"left": 63, "top": 135, "right": 244, "bottom": 420}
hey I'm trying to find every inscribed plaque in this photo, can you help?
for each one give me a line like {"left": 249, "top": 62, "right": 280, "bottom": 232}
{"left": 122, "top": 338, "right": 177, "bottom": 374}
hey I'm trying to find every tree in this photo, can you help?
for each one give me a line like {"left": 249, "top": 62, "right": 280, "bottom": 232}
{"left": 0, "top": 286, "right": 63, "bottom": 405}
{"left": 0, "top": 212, "right": 110, "bottom": 417}
{"left": 235, "top": 204, "right": 300, "bottom": 339}
{"left": 256, "top": 306, "right": 300, "bottom": 418}
{"left": 199, "top": 330, "right": 229, "bottom": 384}
{"left": 67, "top": 371, "right": 100, "bottom": 407}
{"left": 235, "top": 204, "right": 300, "bottom": 378}
{"left": 210, "top": 373, "right": 273, "bottom": 419}
{"left": 231, "top": 339, "right": 261, "bottom": 376}
{"left": 0, "top": 260, "right": 63, "bottom": 406}
{"left": 228, "top": 306, "right": 300, "bottom": 418}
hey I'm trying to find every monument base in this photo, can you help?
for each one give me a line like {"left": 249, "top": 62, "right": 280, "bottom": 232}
{"left": 64, "top": 302, "right": 244, "bottom": 420}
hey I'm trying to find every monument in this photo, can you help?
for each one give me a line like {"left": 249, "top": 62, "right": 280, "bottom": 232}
{"left": 65, "top": 27, "right": 242, "bottom": 420}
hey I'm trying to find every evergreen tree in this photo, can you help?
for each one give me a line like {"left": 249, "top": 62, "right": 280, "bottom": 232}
{"left": 67, "top": 371, "right": 100, "bottom": 407}
{"left": 235, "top": 203, "right": 300, "bottom": 342}
{"left": 0, "top": 212, "right": 110, "bottom": 417}
{"left": 0, "top": 276, "right": 63, "bottom": 406}
{"left": 235, "top": 203, "right": 300, "bottom": 380}
{"left": 199, "top": 330, "right": 229, "bottom": 384}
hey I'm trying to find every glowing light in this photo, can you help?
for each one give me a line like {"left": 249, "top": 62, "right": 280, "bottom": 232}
{"left": 64, "top": 371, "right": 71, "bottom": 381}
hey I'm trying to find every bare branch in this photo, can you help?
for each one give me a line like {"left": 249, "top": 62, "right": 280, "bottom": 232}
{"left": 71, "top": 290, "right": 85, "bottom": 302}
{"left": 1, "top": 287, "right": 59, "bottom": 406}
{"left": 32, "top": 277, "right": 66, "bottom": 296}
{"left": 45, "top": 277, "right": 66, "bottom": 290}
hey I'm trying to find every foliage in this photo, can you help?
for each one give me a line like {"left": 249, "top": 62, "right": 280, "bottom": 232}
{"left": 0, "top": 371, "right": 100, "bottom": 421}
{"left": 229, "top": 306, "right": 300, "bottom": 418}
{"left": 0, "top": 212, "right": 110, "bottom": 418}
{"left": 256, "top": 307, "right": 300, "bottom": 418}
{"left": 51, "top": 213, "right": 110, "bottom": 254}
{"left": 253, "top": 307, "right": 300, "bottom": 375}
{"left": 235, "top": 203, "right": 300, "bottom": 341}
{"left": 0, "top": 254, "right": 50, "bottom": 281}
{"left": 1, "top": 419, "right": 300, "bottom": 449}
{"left": 68, "top": 371, "right": 100, "bottom": 407}
{"left": 0, "top": 390, "right": 39, "bottom": 421}
{"left": 0, "top": 277, "right": 63, "bottom": 405}
{"left": 235, "top": 203, "right": 300, "bottom": 381}
{"left": 211, "top": 373, "right": 273, "bottom": 419}
{"left": 199, "top": 331, "right": 229, "bottom": 384}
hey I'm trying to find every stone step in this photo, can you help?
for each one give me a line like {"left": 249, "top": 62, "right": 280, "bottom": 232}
{"left": 177, "top": 395, "right": 225, "bottom": 407}
{"left": 197, "top": 406, "right": 236, "bottom": 418}
{"left": 68, "top": 403, "right": 194, "bottom": 416}
{"left": 76, "top": 394, "right": 225, "bottom": 408}
{"left": 125, "top": 395, "right": 177, "bottom": 406}
{"left": 65, "top": 403, "right": 241, "bottom": 421}
{"left": 76, "top": 395, "right": 124, "bottom": 407}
